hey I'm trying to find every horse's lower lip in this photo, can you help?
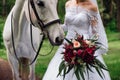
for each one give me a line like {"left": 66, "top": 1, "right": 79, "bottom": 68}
{"left": 49, "top": 38, "right": 63, "bottom": 46}
{"left": 50, "top": 41, "right": 63, "bottom": 46}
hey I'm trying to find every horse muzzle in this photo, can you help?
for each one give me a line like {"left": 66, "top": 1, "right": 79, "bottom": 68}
{"left": 47, "top": 33, "right": 64, "bottom": 46}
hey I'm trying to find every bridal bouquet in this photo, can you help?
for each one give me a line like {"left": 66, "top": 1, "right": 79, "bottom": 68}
{"left": 57, "top": 33, "right": 108, "bottom": 80}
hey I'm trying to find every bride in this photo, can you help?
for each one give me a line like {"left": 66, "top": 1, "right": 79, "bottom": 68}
{"left": 43, "top": 0, "right": 111, "bottom": 80}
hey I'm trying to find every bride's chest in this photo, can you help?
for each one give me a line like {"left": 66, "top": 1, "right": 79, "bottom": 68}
{"left": 65, "top": 11, "right": 89, "bottom": 23}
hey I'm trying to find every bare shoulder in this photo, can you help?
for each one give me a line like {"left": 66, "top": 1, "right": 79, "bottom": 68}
{"left": 88, "top": 1, "right": 98, "bottom": 12}
{"left": 65, "top": 0, "right": 72, "bottom": 7}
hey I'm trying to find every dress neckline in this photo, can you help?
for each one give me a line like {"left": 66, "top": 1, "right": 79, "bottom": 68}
{"left": 66, "top": 5, "right": 97, "bottom": 13}
{"left": 66, "top": 6, "right": 88, "bottom": 10}
{"left": 66, "top": 6, "right": 88, "bottom": 14}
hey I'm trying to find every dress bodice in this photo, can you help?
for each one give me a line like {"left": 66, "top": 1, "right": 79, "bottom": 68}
{"left": 65, "top": 6, "right": 90, "bottom": 30}
{"left": 64, "top": 6, "right": 98, "bottom": 39}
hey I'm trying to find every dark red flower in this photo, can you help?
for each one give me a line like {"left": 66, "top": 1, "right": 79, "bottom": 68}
{"left": 77, "top": 50, "right": 83, "bottom": 56}
{"left": 64, "top": 48, "right": 75, "bottom": 63}
{"left": 81, "top": 50, "right": 94, "bottom": 64}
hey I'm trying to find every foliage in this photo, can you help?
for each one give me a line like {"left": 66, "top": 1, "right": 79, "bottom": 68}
{"left": 106, "top": 19, "right": 117, "bottom": 32}
{"left": 6, "top": 0, "right": 15, "bottom": 13}
{"left": 0, "top": 0, "right": 15, "bottom": 15}
{"left": 58, "top": 0, "right": 66, "bottom": 22}
{"left": 103, "top": 40, "right": 120, "bottom": 80}
{"left": 0, "top": 17, "right": 5, "bottom": 48}
{"left": 106, "top": 30, "right": 120, "bottom": 42}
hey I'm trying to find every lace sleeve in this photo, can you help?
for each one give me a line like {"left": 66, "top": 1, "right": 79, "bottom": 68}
{"left": 88, "top": 11, "right": 98, "bottom": 35}
{"left": 88, "top": 11, "right": 108, "bottom": 55}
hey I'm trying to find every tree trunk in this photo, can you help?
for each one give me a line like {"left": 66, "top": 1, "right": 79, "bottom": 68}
{"left": 2, "top": 0, "right": 7, "bottom": 16}
{"left": 102, "top": 0, "right": 113, "bottom": 24}
{"left": 116, "top": 0, "right": 120, "bottom": 31}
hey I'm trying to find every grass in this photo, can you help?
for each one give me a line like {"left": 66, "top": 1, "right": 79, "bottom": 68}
{"left": 103, "top": 40, "right": 120, "bottom": 80}
{"left": 0, "top": 17, "right": 120, "bottom": 80}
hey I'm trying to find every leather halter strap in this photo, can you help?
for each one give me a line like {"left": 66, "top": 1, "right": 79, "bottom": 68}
{"left": 27, "top": 0, "right": 61, "bottom": 65}
{"left": 29, "top": 0, "right": 61, "bottom": 30}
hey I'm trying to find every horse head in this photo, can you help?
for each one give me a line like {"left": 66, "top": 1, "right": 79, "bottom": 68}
{"left": 24, "top": 0, "right": 64, "bottom": 45}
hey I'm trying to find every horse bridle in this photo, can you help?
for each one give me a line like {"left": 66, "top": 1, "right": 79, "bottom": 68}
{"left": 28, "top": 0, "right": 62, "bottom": 65}
{"left": 11, "top": 0, "right": 61, "bottom": 65}
{"left": 29, "top": 0, "right": 61, "bottom": 30}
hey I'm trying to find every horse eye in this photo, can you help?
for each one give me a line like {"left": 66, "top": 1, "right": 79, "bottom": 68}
{"left": 36, "top": 0, "right": 44, "bottom": 7}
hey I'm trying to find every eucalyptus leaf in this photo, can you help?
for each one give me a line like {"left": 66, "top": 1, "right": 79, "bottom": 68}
{"left": 64, "top": 38, "right": 72, "bottom": 44}
{"left": 95, "top": 66, "right": 104, "bottom": 79}
{"left": 57, "top": 61, "right": 65, "bottom": 77}
{"left": 75, "top": 69, "right": 80, "bottom": 80}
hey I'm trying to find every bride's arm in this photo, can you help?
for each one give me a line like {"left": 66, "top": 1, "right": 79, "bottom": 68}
{"left": 89, "top": 11, "right": 109, "bottom": 55}
{"left": 89, "top": 11, "right": 99, "bottom": 35}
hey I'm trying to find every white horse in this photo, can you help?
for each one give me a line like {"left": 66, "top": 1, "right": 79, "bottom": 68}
{"left": 3, "top": 0, "right": 64, "bottom": 80}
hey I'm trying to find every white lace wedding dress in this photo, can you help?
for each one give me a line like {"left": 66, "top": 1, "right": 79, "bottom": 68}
{"left": 43, "top": 6, "right": 111, "bottom": 80}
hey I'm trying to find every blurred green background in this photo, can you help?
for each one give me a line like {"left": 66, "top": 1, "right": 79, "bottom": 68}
{"left": 0, "top": 0, "right": 120, "bottom": 80}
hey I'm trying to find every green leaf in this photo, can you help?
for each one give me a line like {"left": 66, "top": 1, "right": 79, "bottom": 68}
{"left": 64, "top": 38, "right": 72, "bottom": 44}
{"left": 95, "top": 42, "right": 102, "bottom": 45}
{"left": 95, "top": 59, "right": 108, "bottom": 71}
{"left": 74, "top": 65, "right": 77, "bottom": 72}
{"left": 99, "top": 68, "right": 105, "bottom": 78}
{"left": 94, "top": 66, "right": 104, "bottom": 79}
{"left": 86, "top": 64, "right": 94, "bottom": 73}
{"left": 79, "top": 67, "right": 85, "bottom": 80}
{"left": 57, "top": 61, "right": 65, "bottom": 77}
{"left": 66, "top": 65, "right": 73, "bottom": 74}
{"left": 95, "top": 46, "right": 101, "bottom": 50}
{"left": 86, "top": 68, "right": 89, "bottom": 79}
{"left": 63, "top": 66, "right": 67, "bottom": 80}
{"left": 75, "top": 69, "right": 80, "bottom": 80}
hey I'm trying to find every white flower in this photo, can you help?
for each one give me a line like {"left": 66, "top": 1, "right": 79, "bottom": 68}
{"left": 85, "top": 40, "right": 91, "bottom": 45}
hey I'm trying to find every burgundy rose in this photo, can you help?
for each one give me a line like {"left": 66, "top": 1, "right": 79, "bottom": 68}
{"left": 86, "top": 48, "right": 94, "bottom": 55}
{"left": 77, "top": 49, "right": 83, "bottom": 56}
{"left": 65, "top": 44, "right": 73, "bottom": 50}
{"left": 87, "top": 46, "right": 96, "bottom": 54}
{"left": 64, "top": 49, "right": 75, "bottom": 63}
{"left": 82, "top": 50, "right": 94, "bottom": 64}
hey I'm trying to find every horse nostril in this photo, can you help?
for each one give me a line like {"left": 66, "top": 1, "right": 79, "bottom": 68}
{"left": 55, "top": 37, "right": 63, "bottom": 45}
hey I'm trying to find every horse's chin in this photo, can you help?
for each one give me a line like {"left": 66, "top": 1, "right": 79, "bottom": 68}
{"left": 47, "top": 34, "right": 63, "bottom": 46}
{"left": 48, "top": 38, "right": 63, "bottom": 46}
